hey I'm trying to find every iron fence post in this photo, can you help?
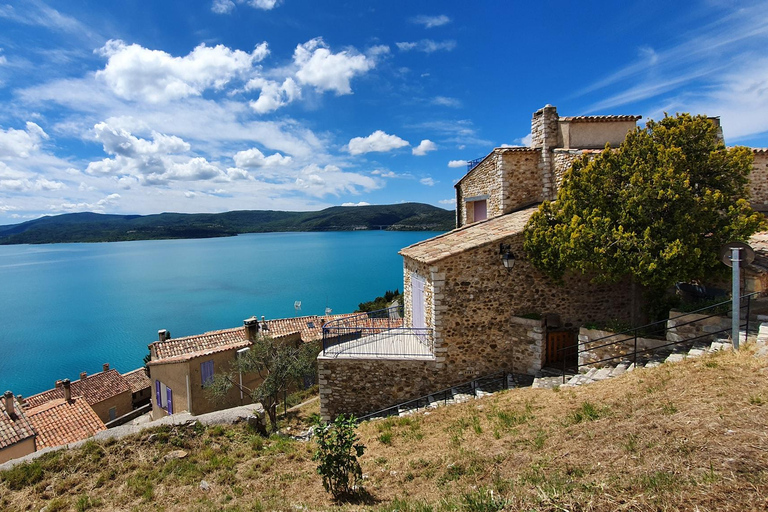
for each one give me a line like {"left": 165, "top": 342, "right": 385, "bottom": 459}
{"left": 746, "top": 294, "right": 751, "bottom": 343}
{"left": 633, "top": 329, "right": 638, "bottom": 369}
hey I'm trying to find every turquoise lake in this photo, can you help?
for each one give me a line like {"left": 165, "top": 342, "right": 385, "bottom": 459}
{"left": 0, "top": 231, "right": 441, "bottom": 396}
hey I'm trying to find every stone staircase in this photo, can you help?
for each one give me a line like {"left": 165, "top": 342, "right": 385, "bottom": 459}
{"left": 532, "top": 335, "right": 740, "bottom": 390}
{"left": 363, "top": 324, "right": 768, "bottom": 422}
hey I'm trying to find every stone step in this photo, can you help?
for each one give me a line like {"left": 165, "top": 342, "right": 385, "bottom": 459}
{"left": 665, "top": 353, "right": 685, "bottom": 363}
{"left": 591, "top": 367, "right": 613, "bottom": 381}
{"left": 609, "top": 363, "right": 629, "bottom": 378}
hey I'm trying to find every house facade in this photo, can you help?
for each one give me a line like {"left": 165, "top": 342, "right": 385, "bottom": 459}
{"left": 318, "top": 104, "right": 768, "bottom": 420}
{"left": 147, "top": 314, "right": 343, "bottom": 419}
{"left": 0, "top": 391, "right": 36, "bottom": 464}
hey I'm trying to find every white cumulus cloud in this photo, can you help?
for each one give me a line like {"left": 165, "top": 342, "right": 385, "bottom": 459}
{"left": 412, "top": 139, "right": 437, "bottom": 156}
{"left": 341, "top": 201, "right": 371, "bottom": 207}
{"left": 448, "top": 159, "right": 468, "bottom": 168}
{"left": 247, "top": 77, "right": 301, "bottom": 113}
{"left": 295, "top": 163, "right": 380, "bottom": 197}
{"left": 212, "top": 0, "right": 280, "bottom": 13}
{"left": 420, "top": 177, "right": 436, "bottom": 186}
{"left": 96, "top": 39, "right": 269, "bottom": 102}
{"left": 233, "top": 147, "right": 292, "bottom": 168}
{"left": 293, "top": 38, "right": 374, "bottom": 95}
{"left": 348, "top": 130, "right": 409, "bottom": 155}
{"left": 438, "top": 198, "right": 455, "bottom": 205}
{"left": 0, "top": 122, "right": 49, "bottom": 158}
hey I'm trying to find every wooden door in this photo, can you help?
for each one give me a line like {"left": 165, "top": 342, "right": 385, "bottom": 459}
{"left": 546, "top": 330, "right": 577, "bottom": 369}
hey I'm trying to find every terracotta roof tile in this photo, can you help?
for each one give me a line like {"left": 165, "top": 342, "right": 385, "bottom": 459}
{"left": 25, "top": 370, "right": 132, "bottom": 409}
{"left": 122, "top": 368, "right": 152, "bottom": 394}
{"left": 147, "top": 314, "right": 359, "bottom": 365}
{"left": 400, "top": 207, "right": 537, "bottom": 264}
{"left": 753, "top": 148, "right": 768, "bottom": 154}
{"left": 0, "top": 395, "right": 36, "bottom": 450}
{"left": 26, "top": 397, "right": 106, "bottom": 450}
{"left": 559, "top": 115, "right": 642, "bottom": 123}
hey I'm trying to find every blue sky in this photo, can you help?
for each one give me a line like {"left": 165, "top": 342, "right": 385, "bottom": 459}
{"left": 0, "top": 0, "right": 766, "bottom": 223}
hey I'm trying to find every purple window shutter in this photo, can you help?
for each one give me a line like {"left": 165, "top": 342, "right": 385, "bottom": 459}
{"left": 201, "top": 360, "right": 214, "bottom": 386}
{"left": 155, "top": 380, "right": 161, "bottom": 406}
{"left": 166, "top": 387, "right": 173, "bottom": 414}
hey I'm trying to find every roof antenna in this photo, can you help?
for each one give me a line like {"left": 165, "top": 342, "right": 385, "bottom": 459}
{"left": 294, "top": 301, "right": 301, "bottom": 317}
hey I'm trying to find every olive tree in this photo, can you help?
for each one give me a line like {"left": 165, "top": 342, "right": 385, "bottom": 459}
{"left": 524, "top": 113, "right": 764, "bottom": 315}
{"left": 207, "top": 336, "right": 318, "bottom": 431}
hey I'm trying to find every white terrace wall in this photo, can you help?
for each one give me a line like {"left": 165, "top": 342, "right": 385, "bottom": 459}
{"left": 666, "top": 310, "right": 731, "bottom": 343}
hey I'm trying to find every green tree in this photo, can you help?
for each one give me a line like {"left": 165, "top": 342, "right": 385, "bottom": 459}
{"left": 313, "top": 414, "right": 366, "bottom": 500}
{"left": 524, "top": 113, "right": 764, "bottom": 313}
{"left": 207, "top": 336, "right": 318, "bottom": 431}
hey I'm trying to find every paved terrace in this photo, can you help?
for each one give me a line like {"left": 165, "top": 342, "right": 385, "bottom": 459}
{"left": 321, "top": 327, "right": 434, "bottom": 359}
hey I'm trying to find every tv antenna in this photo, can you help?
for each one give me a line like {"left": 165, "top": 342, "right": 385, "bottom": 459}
{"left": 294, "top": 301, "right": 302, "bottom": 317}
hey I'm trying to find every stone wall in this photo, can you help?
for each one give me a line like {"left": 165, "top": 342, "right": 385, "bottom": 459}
{"left": 456, "top": 153, "right": 501, "bottom": 227}
{"left": 749, "top": 151, "right": 768, "bottom": 212}
{"left": 499, "top": 150, "right": 542, "bottom": 214}
{"left": 666, "top": 310, "right": 731, "bottom": 343}
{"left": 578, "top": 327, "right": 665, "bottom": 366}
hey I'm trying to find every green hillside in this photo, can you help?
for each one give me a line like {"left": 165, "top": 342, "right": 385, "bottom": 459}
{"left": 0, "top": 203, "right": 454, "bottom": 245}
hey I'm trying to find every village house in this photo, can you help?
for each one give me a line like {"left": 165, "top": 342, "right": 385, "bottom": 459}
{"left": 318, "top": 104, "right": 768, "bottom": 420}
{"left": 0, "top": 391, "right": 36, "bottom": 464}
{"left": 121, "top": 368, "right": 153, "bottom": 409}
{"left": 146, "top": 314, "right": 351, "bottom": 419}
{"left": 23, "top": 363, "right": 133, "bottom": 424}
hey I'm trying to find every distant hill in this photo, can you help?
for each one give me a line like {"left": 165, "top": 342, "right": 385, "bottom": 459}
{"left": 0, "top": 203, "right": 455, "bottom": 245}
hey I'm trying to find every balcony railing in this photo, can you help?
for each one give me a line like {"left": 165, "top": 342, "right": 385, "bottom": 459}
{"left": 467, "top": 157, "right": 484, "bottom": 172}
{"left": 322, "top": 306, "right": 434, "bottom": 358}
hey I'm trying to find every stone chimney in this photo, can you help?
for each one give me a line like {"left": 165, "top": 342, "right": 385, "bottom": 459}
{"left": 80, "top": 371, "right": 87, "bottom": 380}
{"left": 102, "top": 363, "right": 110, "bottom": 372}
{"left": 63, "top": 379, "right": 72, "bottom": 402}
{"left": 4, "top": 390, "right": 14, "bottom": 417}
{"left": 530, "top": 104, "right": 559, "bottom": 201}
{"left": 244, "top": 316, "right": 260, "bottom": 340}
{"left": 158, "top": 329, "right": 170, "bottom": 342}
{"left": 55, "top": 380, "right": 63, "bottom": 389}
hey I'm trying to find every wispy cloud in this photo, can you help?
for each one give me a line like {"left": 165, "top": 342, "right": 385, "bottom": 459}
{"left": 410, "top": 15, "right": 450, "bottom": 29}
{"left": 396, "top": 40, "right": 456, "bottom": 53}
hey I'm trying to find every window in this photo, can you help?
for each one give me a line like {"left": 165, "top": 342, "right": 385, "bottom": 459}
{"left": 108, "top": 407, "right": 117, "bottom": 421}
{"left": 201, "top": 360, "right": 215, "bottom": 387}
{"left": 473, "top": 200, "right": 487, "bottom": 222}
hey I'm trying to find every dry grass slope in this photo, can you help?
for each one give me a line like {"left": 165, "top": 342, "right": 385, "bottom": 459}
{"left": 1, "top": 348, "right": 767, "bottom": 511}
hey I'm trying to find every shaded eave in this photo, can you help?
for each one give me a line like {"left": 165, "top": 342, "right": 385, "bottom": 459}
{"left": 399, "top": 207, "right": 538, "bottom": 265}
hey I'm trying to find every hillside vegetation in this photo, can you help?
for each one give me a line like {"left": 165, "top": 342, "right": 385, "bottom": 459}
{"left": 0, "top": 203, "right": 454, "bottom": 245}
{"left": 1, "top": 348, "right": 766, "bottom": 511}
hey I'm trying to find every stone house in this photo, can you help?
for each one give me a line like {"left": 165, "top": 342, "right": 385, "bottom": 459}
{"left": 122, "top": 368, "right": 153, "bottom": 409}
{"left": 23, "top": 363, "right": 133, "bottom": 424}
{"left": 0, "top": 391, "right": 36, "bottom": 464}
{"left": 318, "top": 104, "right": 768, "bottom": 420}
{"left": 146, "top": 314, "right": 345, "bottom": 420}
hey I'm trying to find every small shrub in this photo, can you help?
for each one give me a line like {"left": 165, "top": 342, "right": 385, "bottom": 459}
{"left": 0, "top": 459, "right": 45, "bottom": 490}
{"left": 568, "top": 401, "right": 606, "bottom": 424}
{"left": 748, "top": 395, "right": 764, "bottom": 406}
{"left": 313, "top": 414, "right": 366, "bottom": 500}
{"left": 378, "top": 432, "right": 393, "bottom": 445}
{"left": 661, "top": 402, "right": 678, "bottom": 415}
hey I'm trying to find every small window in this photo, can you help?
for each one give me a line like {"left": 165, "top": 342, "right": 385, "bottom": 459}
{"left": 201, "top": 360, "right": 215, "bottom": 388}
{"left": 108, "top": 407, "right": 117, "bottom": 421}
{"left": 473, "top": 200, "right": 487, "bottom": 222}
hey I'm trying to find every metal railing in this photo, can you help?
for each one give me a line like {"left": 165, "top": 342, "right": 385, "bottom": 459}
{"left": 557, "top": 293, "right": 758, "bottom": 383}
{"left": 467, "top": 157, "right": 484, "bottom": 172}
{"left": 358, "top": 371, "right": 522, "bottom": 422}
{"left": 322, "top": 305, "right": 434, "bottom": 358}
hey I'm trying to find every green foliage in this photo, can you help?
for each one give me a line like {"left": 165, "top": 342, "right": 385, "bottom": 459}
{"left": 207, "top": 336, "right": 319, "bottom": 432}
{"left": 357, "top": 289, "right": 401, "bottom": 313}
{"left": 524, "top": 113, "right": 765, "bottom": 312}
{"left": 0, "top": 459, "right": 45, "bottom": 490}
{"left": 312, "top": 414, "right": 366, "bottom": 500}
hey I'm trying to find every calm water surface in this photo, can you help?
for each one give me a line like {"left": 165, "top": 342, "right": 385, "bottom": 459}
{"left": 0, "top": 231, "right": 440, "bottom": 396}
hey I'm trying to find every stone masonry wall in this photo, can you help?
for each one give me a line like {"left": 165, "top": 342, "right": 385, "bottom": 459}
{"left": 499, "top": 150, "right": 543, "bottom": 214}
{"left": 456, "top": 153, "right": 502, "bottom": 226}
{"left": 578, "top": 327, "right": 665, "bottom": 367}
{"left": 666, "top": 310, "right": 731, "bottom": 343}
{"left": 530, "top": 105, "right": 559, "bottom": 200}
{"left": 749, "top": 151, "right": 768, "bottom": 212}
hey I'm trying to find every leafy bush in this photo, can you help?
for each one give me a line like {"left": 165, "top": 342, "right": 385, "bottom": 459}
{"left": 313, "top": 414, "right": 366, "bottom": 499}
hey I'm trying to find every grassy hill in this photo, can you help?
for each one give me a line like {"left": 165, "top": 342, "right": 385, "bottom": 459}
{"left": 0, "top": 203, "right": 455, "bottom": 245}
{"left": 2, "top": 348, "right": 766, "bottom": 511}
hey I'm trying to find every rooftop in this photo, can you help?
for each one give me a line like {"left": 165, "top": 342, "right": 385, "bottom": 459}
{"left": 148, "top": 314, "right": 356, "bottom": 365}
{"left": 26, "top": 397, "right": 106, "bottom": 450}
{"left": 559, "top": 115, "right": 642, "bottom": 123}
{"left": 121, "top": 368, "right": 152, "bottom": 394}
{"left": 0, "top": 395, "right": 36, "bottom": 451}
{"left": 25, "top": 369, "right": 132, "bottom": 409}
{"left": 400, "top": 207, "right": 537, "bottom": 264}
